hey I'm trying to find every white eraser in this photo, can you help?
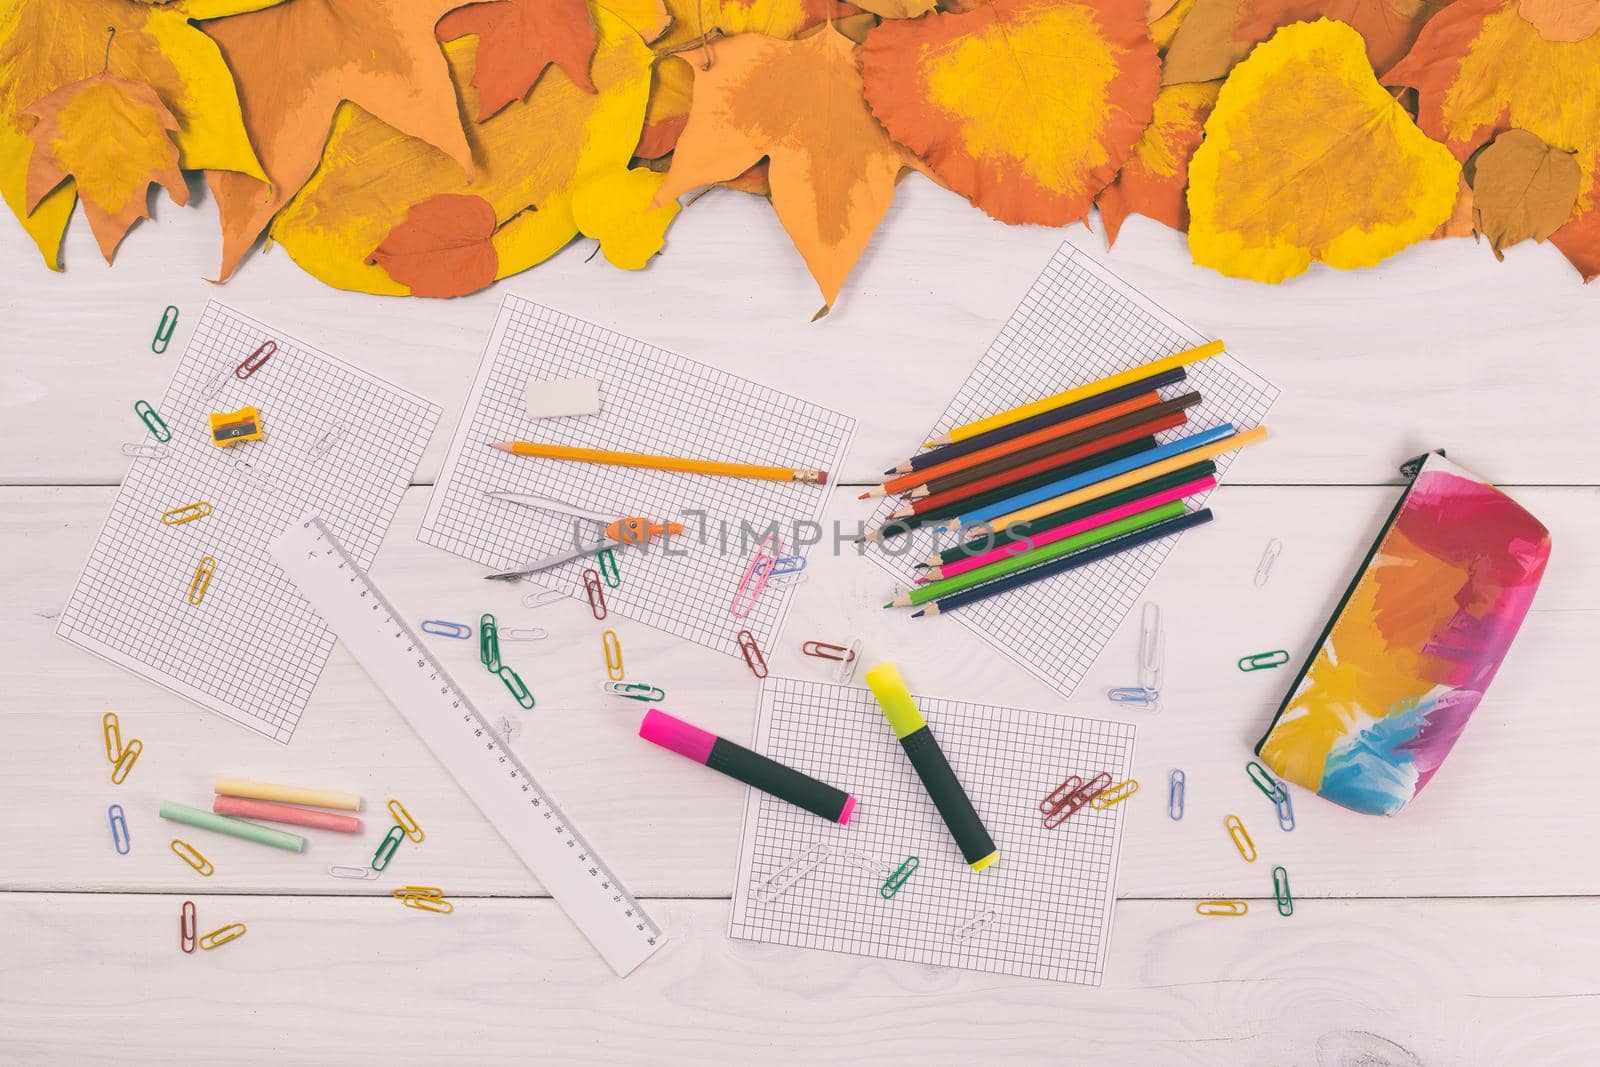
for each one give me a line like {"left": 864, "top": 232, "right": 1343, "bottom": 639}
{"left": 524, "top": 377, "right": 601, "bottom": 419}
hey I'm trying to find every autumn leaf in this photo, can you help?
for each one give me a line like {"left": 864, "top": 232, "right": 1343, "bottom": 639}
{"left": 0, "top": 0, "right": 266, "bottom": 270}
{"left": 1517, "top": 0, "right": 1600, "bottom": 41}
{"left": 1469, "top": 129, "right": 1581, "bottom": 259}
{"left": 1385, "top": 0, "right": 1600, "bottom": 280}
{"left": 654, "top": 27, "right": 923, "bottom": 315}
{"left": 653, "top": 0, "right": 854, "bottom": 51}
{"left": 1163, "top": 0, "right": 1437, "bottom": 85}
{"left": 1096, "top": 80, "right": 1219, "bottom": 246}
{"left": 572, "top": 166, "right": 680, "bottom": 268}
{"left": 860, "top": 0, "right": 1159, "bottom": 226}
{"left": 272, "top": 5, "right": 653, "bottom": 294}
{"left": 636, "top": 54, "right": 692, "bottom": 159}
{"left": 436, "top": 0, "right": 598, "bottom": 122}
{"left": 367, "top": 193, "right": 499, "bottom": 296}
{"left": 1149, "top": 0, "right": 1199, "bottom": 49}
{"left": 1187, "top": 19, "right": 1460, "bottom": 282}
{"left": 853, "top": 0, "right": 935, "bottom": 16}
{"left": 200, "top": 0, "right": 476, "bottom": 281}
{"left": 1433, "top": 176, "right": 1474, "bottom": 239}
{"left": 595, "top": 0, "right": 672, "bottom": 41}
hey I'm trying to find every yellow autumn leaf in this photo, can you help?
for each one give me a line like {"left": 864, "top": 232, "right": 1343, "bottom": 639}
{"left": 595, "top": 0, "right": 672, "bottom": 41}
{"left": 1187, "top": 19, "right": 1460, "bottom": 282}
{"left": 572, "top": 166, "right": 680, "bottom": 268}
{"left": 654, "top": 0, "right": 852, "bottom": 51}
{"left": 853, "top": 0, "right": 936, "bottom": 16}
{"left": 272, "top": 5, "right": 652, "bottom": 294}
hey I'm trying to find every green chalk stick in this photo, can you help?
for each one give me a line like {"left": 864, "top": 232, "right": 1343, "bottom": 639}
{"left": 159, "top": 801, "right": 306, "bottom": 852}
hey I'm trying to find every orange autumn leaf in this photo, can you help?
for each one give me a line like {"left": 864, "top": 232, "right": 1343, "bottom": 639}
{"left": 1385, "top": 0, "right": 1600, "bottom": 280}
{"left": 1097, "top": 80, "right": 1219, "bottom": 246}
{"left": 1149, "top": 0, "right": 1199, "bottom": 50}
{"left": 367, "top": 193, "right": 499, "bottom": 296}
{"left": 654, "top": 27, "right": 923, "bottom": 314}
{"left": 1517, "top": 0, "right": 1600, "bottom": 40}
{"left": 1469, "top": 129, "right": 1581, "bottom": 259}
{"left": 437, "top": 0, "right": 598, "bottom": 121}
{"left": 1163, "top": 0, "right": 1437, "bottom": 85}
{"left": 23, "top": 72, "right": 187, "bottom": 262}
{"left": 860, "top": 0, "right": 1159, "bottom": 226}
{"left": 200, "top": 0, "right": 475, "bottom": 281}
{"left": 654, "top": 0, "right": 854, "bottom": 51}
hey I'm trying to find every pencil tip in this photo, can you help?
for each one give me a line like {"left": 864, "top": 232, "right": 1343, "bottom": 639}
{"left": 488, "top": 441, "right": 510, "bottom": 453}
{"left": 910, "top": 609, "right": 925, "bottom": 619}
{"left": 882, "top": 602, "right": 891, "bottom": 609}
{"left": 857, "top": 491, "right": 869, "bottom": 500}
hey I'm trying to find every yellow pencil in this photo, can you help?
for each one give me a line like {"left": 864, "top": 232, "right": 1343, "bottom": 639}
{"left": 924, "top": 340, "right": 1226, "bottom": 447}
{"left": 488, "top": 441, "right": 828, "bottom": 484}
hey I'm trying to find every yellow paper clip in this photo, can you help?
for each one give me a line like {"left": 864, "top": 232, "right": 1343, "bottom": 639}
{"left": 1091, "top": 778, "right": 1140, "bottom": 809}
{"left": 208, "top": 406, "right": 264, "bottom": 447}
{"left": 1196, "top": 900, "right": 1249, "bottom": 917}
{"left": 171, "top": 838, "right": 214, "bottom": 877}
{"left": 111, "top": 738, "right": 142, "bottom": 784}
{"left": 187, "top": 556, "right": 216, "bottom": 605}
{"left": 162, "top": 501, "right": 213, "bottom": 525}
{"left": 602, "top": 629, "right": 624, "bottom": 681}
{"left": 388, "top": 799, "right": 424, "bottom": 843}
{"left": 102, "top": 712, "right": 122, "bottom": 763}
{"left": 394, "top": 886, "right": 454, "bottom": 914}
{"left": 198, "top": 922, "right": 247, "bottom": 949}
{"left": 1226, "top": 814, "right": 1257, "bottom": 863}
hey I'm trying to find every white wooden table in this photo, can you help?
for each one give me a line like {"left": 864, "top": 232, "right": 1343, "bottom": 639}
{"left": 4, "top": 184, "right": 1598, "bottom": 1065}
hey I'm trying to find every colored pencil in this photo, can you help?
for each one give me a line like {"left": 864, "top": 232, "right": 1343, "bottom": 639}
{"left": 488, "top": 441, "right": 827, "bottom": 484}
{"left": 913, "top": 509, "right": 1215, "bottom": 617}
{"left": 924, "top": 341, "right": 1225, "bottom": 447}
{"left": 883, "top": 367, "right": 1189, "bottom": 475}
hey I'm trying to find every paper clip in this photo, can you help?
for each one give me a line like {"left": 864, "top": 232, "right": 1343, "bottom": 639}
{"left": 730, "top": 534, "right": 782, "bottom": 619}
{"left": 102, "top": 711, "right": 123, "bottom": 763}
{"left": 161, "top": 501, "right": 213, "bottom": 526}
{"left": 501, "top": 627, "right": 547, "bottom": 642}
{"left": 499, "top": 665, "right": 536, "bottom": 709}
{"left": 394, "top": 886, "right": 454, "bottom": 914}
{"left": 108, "top": 804, "right": 131, "bottom": 854}
{"left": 737, "top": 629, "right": 768, "bottom": 679}
{"left": 754, "top": 842, "right": 831, "bottom": 903}
{"left": 802, "top": 639, "right": 854, "bottom": 662}
{"left": 180, "top": 900, "right": 197, "bottom": 954}
{"left": 1254, "top": 538, "right": 1284, "bottom": 587}
{"left": 198, "top": 922, "right": 246, "bottom": 950}
{"left": 309, "top": 425, "right": 343, "bottom": 459}
{"left": 328, "top": 865, "right": 381, "bottom": 880}
{"left": 197, "top": 367, "right": 232, "bottom": 405}
{"left": 234, "top": 340, "right": 276, "bottom": 379}
{"left": 583, "top": 568, "right": 608, "bottom": 620}
{"left": 522, "top": 589, "right": 564, "bottom": 610}
{"left": 880, "top": 855, "right": 920, "bottom": 899}
{"left": 1196, "top": 900, "right": 1248, "bottom": 917}
{"left": 372, "top": 825, "right": 405, "bottom": 870}
{"left": 1246, "top": 761, "right": 1286, "bottom": 804}
{"left": 762, "top": 555, "right": 807, "bottom": 588}
{"left": 1273, "top": 866, "right": 1293, "bottom": 916}
{"left": 1168, "top": 769, "right": 1186, "bottom": 820}
{"left": 171, "top": 838, "right": 214, "bottom": 877}
{"left": 1275, "top": 784, "right": 1296, "bottom": 832}
{"left": 134, "top": 400, "right": 171, "bottom": 442}
{"left": 1042, "top": 771, "right": 1111, "bottom": 828}
{"left": 598, "top": 548, "right": 621, "bottom": 588}
{"left": 604, "top": 681, "right": 666, "bottom": 702}
{"left": 388, "top": 799, "right": 424, "bottom": 843}
{"left": 496, "top": 715, "right": 523, "bottom": 744}
{"left": 1226, "top": 815, "right": 1257, "bottom": 862}
{"left": 121, "top": 442, "right": 167, "bottom": 459}
{"left": 1092, "top": 778, "right": 1140, "bottom": 809}
{"left": 1039, "top": 775, "right": 1083, "bottom": 817}
{"left": 1107, "top": 686, "right": 1160, "bottom": 709}
{"left": 187, "top": 556, "right": 216, "bottom": 605}
{"left": 479, "top": 613, "right": 500, "bottom": 671}
{"left": 840, "top": 851, "right": 892, "bottom": 882}
{"left": 1238, "top": 650, "right": 1291, "bottom": 671}
{"left": 601, "top": 629, "right": 625, "bottom": 680}
{"left": 421, "top": 619, "right": 472, "bottom": 639}
{"left": 951, "top": 910, "right": 997, "bottom": 943}
{"left": 152, "top": 305, "right": 179, "bottom": 353}
{"left": 1139, "top": 602, "right": 1164, "bottom": 690}
{"left": 111, "top": 738, "right": 143, "bottom": 784}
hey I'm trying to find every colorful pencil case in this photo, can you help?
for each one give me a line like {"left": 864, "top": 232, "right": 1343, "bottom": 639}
{"left": 1254, "top": 452, "right": 1551, "bottom": 816}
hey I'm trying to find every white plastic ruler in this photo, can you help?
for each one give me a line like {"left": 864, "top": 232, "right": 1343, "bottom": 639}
{"left": 270, "top": 516, "right": 663, "bottom": 976}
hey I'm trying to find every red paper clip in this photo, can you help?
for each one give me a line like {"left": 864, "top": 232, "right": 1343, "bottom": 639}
{"left": 730, "top": 533, "right": 782, "bottom": 619}
{"left": 1041, "top": 771, "right": 1112, "bottom": 829}
{"left": 737, "top": 629, "right": 768, "bottom": 678}
{"left": 181, "top": 899, "right": 197, "bottom": 954}
{"left": 234, "top": 340, "right": 277, "bottom": 380}
{"left": 1039, "top": 775, "right": 1083, "bottom": 816}
{"left": 582, "top": 568, "right": 607, "bottom": 620}
{"left": 801, "top": 640, "right": 856, "bottom": 662}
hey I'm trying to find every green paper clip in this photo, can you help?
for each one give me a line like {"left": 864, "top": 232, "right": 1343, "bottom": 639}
{"left": 372, "top": 825, "right": 404, "bottom": 871}
{"left": 1246, "top": 761, "right": 1286, "bottom": 804}
{"left": 1273, "top": 865, "right": 1293, "bottom": 916}
{"left": 880, "top": 855, "right": 919, "bottom": 900}
{"left": 498, "top": 665, "right": 535, "bottom": 709}
{"left": 134, "top": 400, "right": 171, "bottom": 442}
{"left": 603, "top": 681, "right": 665, "bottom": 702}
{"left": 1238, "top": 649, "right": 1290, "bottom": 672}
{"left": 479, "top": 613, "right": 500, "bottom": 672}
{"left": 598, "top": 548, "right": 621, "bottom": 588}
{"left": 152, "top": 305, "right": 178, "bottom": 354}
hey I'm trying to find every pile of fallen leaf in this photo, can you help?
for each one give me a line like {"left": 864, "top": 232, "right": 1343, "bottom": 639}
{"left": 1, "top": 0, "right": 1596, "bottom": 314}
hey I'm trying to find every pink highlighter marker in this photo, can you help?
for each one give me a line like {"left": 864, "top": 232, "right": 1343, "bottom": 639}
{"left": 640, "top": 708, "right": 856, "bottom": 824}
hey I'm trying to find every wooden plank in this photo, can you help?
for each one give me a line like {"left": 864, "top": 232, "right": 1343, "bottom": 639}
{"left": 4, "top": 893, "right": 1598, "bottom": 1065}
{"left": 3, "top": 185, "right": 1593, "bottom": 488}
{"left": 4, "top": 484, "right": 1590, "bottom": 897}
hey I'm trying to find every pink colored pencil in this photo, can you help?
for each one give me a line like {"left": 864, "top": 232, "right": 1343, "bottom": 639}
{"left": 919, "top": 476, "right": 1217, "bottom": 583}
{"left": 212, "top": 795, "right": 364, "bottom": 833}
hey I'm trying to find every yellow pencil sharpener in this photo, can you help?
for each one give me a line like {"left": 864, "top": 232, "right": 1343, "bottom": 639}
{"left": 209, "top": 406, "right": 264, "bottom": 447}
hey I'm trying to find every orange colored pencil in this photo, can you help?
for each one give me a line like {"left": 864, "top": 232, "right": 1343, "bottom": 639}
{"left": 489, "top": 441, "right": 827, "bottom": 484}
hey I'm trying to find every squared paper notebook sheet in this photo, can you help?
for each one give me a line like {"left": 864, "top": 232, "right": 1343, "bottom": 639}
{"left": 57, "top": 303, "right": 440, "bottom": 743}
{"left": 419, "top": 297, "right": 855, "bottom": 657}
{"left": 867, "top": 244, "right": 1279, "bottom": 698}
{"left": 730, "top": 676, "right": 1136, "bottom": 985}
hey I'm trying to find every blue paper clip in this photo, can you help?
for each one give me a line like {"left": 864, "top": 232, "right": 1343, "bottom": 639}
{"left": 1238, "top": 649, "right": 1291, "bottom": 672}
{"left": 152, "top": 305, "right": 178, "bottom": 354}
{"left": 1168, "top": 769, "right": 1185, "bottom": 821}
{"left": 108, "top": 803, "right": 131, "bottom": 854}
{"left": 1107, "top": 686, "right": 1160, "bottom": 709}
{"left": 1275, "top": 783, "right": 1296, "bottom": 832}
{"left": 421, "top": 619, "right": 472, "bottom": 639}
{"left": 767, "top": 555, "right": 806, "bottom": 576}
{"left": 880, "top": 855, "right": 919, "bottom": 899}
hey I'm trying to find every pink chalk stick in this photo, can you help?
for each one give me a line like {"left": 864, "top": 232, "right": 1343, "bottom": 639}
{"left": 212, "top": 795, "right": 363, "bottom": 833}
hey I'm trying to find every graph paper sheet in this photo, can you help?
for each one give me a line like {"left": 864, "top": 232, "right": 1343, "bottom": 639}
{"left": 58, "top": 303, "right": 440, "bottom": 743}
{"left": 730, "top": 676, "right": 1136, "bottom": 985}
{"left": 866, "top": 243, "right": 1278, "bottom": 698}
{"left": 419, "top": 297, "right": 855, "bottom": 657}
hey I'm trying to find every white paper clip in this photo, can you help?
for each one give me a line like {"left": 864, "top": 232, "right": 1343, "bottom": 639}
{"left": 1139, "top": 602, "right": 1163, "bottom": 690}
{"left": 328, "top": 865, "right": 381, "bottom": 880}
{"left": 197, "top": 366, "right": 232, "bottom": 406}
{"left": 951, "top": 909, "right": 997, "bottom": 943}
{"left": 1254, "top": 538, "right": 1284, "bottom": 587}
{"left": 839, "top": 850, "right": 892, "bottom": 883}
{"left": 500, "top": 627, "right": 548, "bottom": 642}
{"left": 603, "top": 681, "right": 666, "bottom": 702}
{"left": 231, "top": 458, "right": 273, "bottom": 491}
{"left": 836, "top": 637, "right": 863, "bottom": 685}
{"left": 1107, "top": 687, "right": 1160, "bottom": 709}
{"left": 754, "top": 842, "right": 831, "bottom": 903}
{"left": 309, "top": 426, "right": 344, "bottom": 459}
{"left": 121, "top": 442, "right": 168, "bottom": 459}
{"left": 761, "top": 555, "right": 808, "bottom": 588}
{"left": 521, "top": 589, "right": 565, "bottom": 610}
